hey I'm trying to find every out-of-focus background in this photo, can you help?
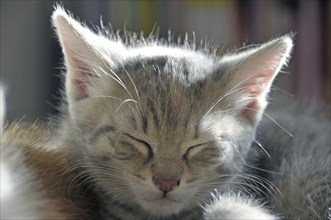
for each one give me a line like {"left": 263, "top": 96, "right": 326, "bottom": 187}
{"left": 1, "top": 0, "right": 330, "bottom": 122}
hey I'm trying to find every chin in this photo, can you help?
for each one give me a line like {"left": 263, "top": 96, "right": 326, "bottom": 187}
{"left": 139, "top": 197, "right": 186, "bottom": 217}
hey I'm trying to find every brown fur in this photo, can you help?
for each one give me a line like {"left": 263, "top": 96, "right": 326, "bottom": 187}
{"left": 1, "top": 122, "right": 98, "bottom": 219}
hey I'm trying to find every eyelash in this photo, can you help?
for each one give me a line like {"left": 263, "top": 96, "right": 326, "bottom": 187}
{"left": 124, "top": 133, "right": 154, "bottom": 163}
{"left": 183, "top": 143, "right": 209, "bottom": 161}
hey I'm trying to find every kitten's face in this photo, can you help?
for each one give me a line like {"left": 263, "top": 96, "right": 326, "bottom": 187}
{"left": 53, "top": 6, "right": 292, "bottom": 217}
{"left": 71, "top": 59, "right": 257, "bottom": 216}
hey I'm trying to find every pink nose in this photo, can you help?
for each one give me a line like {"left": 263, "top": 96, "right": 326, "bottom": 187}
{"left": 153, "top": 179, "right": 180, "bottom": 194}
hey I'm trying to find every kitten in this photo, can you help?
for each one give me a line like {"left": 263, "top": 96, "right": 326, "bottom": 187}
{"left": 1, "top": 5, "right": 330, "bottom": 220}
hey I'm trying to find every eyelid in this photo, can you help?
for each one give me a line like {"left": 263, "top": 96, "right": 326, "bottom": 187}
{"left": 123, "top": 133, "right": 153, "bottom": 162}
{"left": 124, "top": 133, "right": 151, "bottom": 147}
{"left": 184, "top": 141, "right": 211, "bottom": 158}
{"left": 187, "top": 142, "right": 211, "bottom": 150}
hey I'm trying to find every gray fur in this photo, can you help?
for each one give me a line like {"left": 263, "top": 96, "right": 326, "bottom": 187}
{"left": 255, "top": 101, "right": 331, "bottom": 219}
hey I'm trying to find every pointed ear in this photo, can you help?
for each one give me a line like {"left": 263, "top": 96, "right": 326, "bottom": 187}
{"left": 220, "top": 36, "right": 293, "bottom": 123}
{"left": 52, "top": 6, "right": 112, "bottom": 104}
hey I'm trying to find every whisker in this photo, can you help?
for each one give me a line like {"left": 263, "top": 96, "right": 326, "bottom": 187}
{"left": 263, "top": 112, "right": 293, "bottom": 137}
{"left": 212, "top": 105, "right": 294, "bottom": 138}
{"left": 203, "top": 74, "right": 260, "bottom": 118}
{"left": 271, "top": 86, "right": 293, "bottom": 97}
{"left": 251, "top": 138, "right": 271, "bottom": 158}
{"left": 244, "top": 164, "right": 291, "bottom": 176}
{"left": 87, "top": 95, "right": 122, "bottom": 102}
{"left": 124, "top": 70, "right": 142, "bottom": 112}
{"left": 230, "top": 142, "right": 247, "bottom": 164}
{"left": 115, "top": 99, "right": 139, "bottom": 112}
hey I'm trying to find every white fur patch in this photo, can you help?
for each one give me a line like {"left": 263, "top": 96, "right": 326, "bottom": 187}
{"left": 204, "top": 193, "right": 279, "bottom": 220}
{"left": 1, "top": 163, "right": 13, "bottom": 200}
{"left": 1, "top": 146, "right": 46, "bottom": 219}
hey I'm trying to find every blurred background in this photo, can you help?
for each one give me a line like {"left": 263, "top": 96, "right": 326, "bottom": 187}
{"left": 1, "top": 0, "right": 330, "bottom": 122}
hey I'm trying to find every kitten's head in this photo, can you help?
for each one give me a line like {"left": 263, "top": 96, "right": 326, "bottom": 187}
{"left": 53, "top": 7, "right": 292, "bottom": 217}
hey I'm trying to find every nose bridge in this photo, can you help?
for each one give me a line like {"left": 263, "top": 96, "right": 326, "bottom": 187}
{"left": 153, "top": 149, "right": 184, "bottom": 181}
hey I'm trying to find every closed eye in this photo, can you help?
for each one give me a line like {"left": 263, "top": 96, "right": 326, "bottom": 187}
{"left": 183, "top": 142, "right": 212, "bottom": 161}
{"left": 183, "top": 141, "right": 221, "bottom": 167}
{"left": 123, "top": 133, "right": 153, "bottom": 164}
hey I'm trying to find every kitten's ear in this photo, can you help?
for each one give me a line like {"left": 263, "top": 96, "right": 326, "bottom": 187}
{"left": 52, "top": 6, "right": 111, "bottom": 103}
{"left": 219, "top": 36, "right": 293, "bottom": 123}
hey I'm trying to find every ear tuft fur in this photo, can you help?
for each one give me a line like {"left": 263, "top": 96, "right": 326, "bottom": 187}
{"left": 52, "top": 6, "right": 108, "bottom": 105}
{"left": 218, "top": 35, "right": 293, "bottom": 123}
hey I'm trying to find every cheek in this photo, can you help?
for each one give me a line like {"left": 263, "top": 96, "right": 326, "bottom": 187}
{"left": 132, "top": 167, "right": 153, "bottom": 183}
{"left": 113, "top": 156, "right": 153, "bottom": 182}
{"left": 85, "top": 136, "right": 114, "bottom": 158}
{"left": 184, "top": 165, "right": 214, "bottom": 183}
{"left": 124, "top": 161, "right": 150, "bottom": 177}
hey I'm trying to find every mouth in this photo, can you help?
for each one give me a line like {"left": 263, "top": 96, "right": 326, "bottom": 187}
{"left": 145, "top": 197, "right": 179, "bottom": 206}
{"left": 140, "top": 196, "right": 184, "bottom": 216}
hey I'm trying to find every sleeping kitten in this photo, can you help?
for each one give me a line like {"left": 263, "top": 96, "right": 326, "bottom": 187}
{"left": 1, "top": 6, "right": 330, "bottom": 220}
